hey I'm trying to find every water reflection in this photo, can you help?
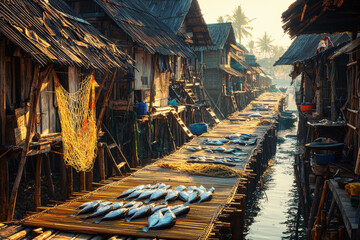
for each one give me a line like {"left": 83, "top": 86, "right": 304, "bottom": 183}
{"left": 245, "top": 90, "right": 305, "bottom": 239}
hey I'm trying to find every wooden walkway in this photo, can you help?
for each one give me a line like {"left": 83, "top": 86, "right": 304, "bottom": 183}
{"left": 3, "top": 92, "right": 285, "bottom": 240}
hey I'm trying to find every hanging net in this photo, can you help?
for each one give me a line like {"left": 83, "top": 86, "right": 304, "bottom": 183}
{"left": 54, "top": 72, "right": 97, "bottom": 172}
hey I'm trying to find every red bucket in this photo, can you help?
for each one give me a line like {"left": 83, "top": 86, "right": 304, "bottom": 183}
{"left": 301, "top": 103, "right": 315, "bottom": 112}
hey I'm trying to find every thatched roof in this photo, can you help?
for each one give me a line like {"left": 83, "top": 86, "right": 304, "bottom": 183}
{"left": 274, "top": 33, "right": 350, "bottom": 66}
{"left": 282, "top": 0, "right": 360, "bottom": 38}
{"left": 142, "top": 0, "right": 212, "bottom": 46}
{"left": 196, "top": 23, "right": 235, "bottom": 51}
{"left": 94, "top": 0, "right": 194, "bottom": 57}
{"left": 0, "top": 0, "right": 133, "bottom": 71}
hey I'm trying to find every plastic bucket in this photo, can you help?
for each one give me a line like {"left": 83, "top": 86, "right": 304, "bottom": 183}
{"left": 301, "top": 103, "right": 315, "bottom": 112}
{"left": 189, "top": 123, "right": 208, "bottom": 135}
{"left": 135, "top": 102, "right": 148, "bottom": 115}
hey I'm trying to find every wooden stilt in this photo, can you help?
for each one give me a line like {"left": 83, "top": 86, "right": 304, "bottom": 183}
{"left": 0, "top": 156, "right": 8, "bottom": 221}
{"left": 98, "top": 143, "right": 105, "bottom": 181}
{"left": 86, "top": 170, "right": 93, "bottom": 191}
{"left": 7, "top": 65, "right": 52, "bottom": 221}
{"left": 35, "top": 154, "right": 43, "bottom": 211}
{"left": 95, "top": 71, "right": 109, "bottom": 104}
{"left": 66, "top": 165, "right": 73, "bottom": 199}
{"left": 79, "top": 172, "right": 85, "bottom": 192}
{"left": 43, "top": 154, "right": 54, "bottom": 198}
{"left": 59, "top": 154, "right": 67, "bottom": 201}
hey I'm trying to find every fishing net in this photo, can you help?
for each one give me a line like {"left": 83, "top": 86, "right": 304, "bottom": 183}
{"left": 54, "top": 73, "right": 97, "bottom": 172}
{"left": 158, "top": 162, "right": 243, "bottom": 178}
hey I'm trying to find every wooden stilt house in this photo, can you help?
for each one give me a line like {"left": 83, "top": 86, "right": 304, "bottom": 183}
{"left": 195, "top": 23, "right": 252, "bottom": 116}
{"left": 280, "top": 0, "right": 360, "bottom": 238}
{"left": 0, "top": 0, "right": 133, "bottom": 221}
{"left": 65, "top": 0, "right": 208, "bottom": 166}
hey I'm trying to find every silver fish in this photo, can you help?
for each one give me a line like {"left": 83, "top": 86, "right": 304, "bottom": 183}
{"left": 151, "top": 209, "right": 176, "bottom": 230}
{"left": 219, "top": 139, "right": 230, "bottom": 143}
{"left": 172, "top": 205, "right": 190, "bottom": 216}
{"left": 126, "top": 204, "right": 154, "bottom": 222}
{"left": 214, "top": 147, "right": 226, "bottom": 152}
{"left": 196, "top": 185, "right": 206, "bottom": 193}
{"left": 123, "top": 200, "right": 139, "bottom": 208}
{"left": 229, "top": 134, "right": 240, "bottom": 139}
{"left": 151, "top": 204, "right": 168, "bottom": 214}
{"left": 233, "top": 152, "right": 248, "bottom": 156}
{"left": 136, "top": 189, "right": 155, "bottom": 200}
{"left": 111, "top": 202, "right": 124, "bottom": 210}
{"left": 184, "top": 191, "right": 199, "bottom": 205}
{"left": 144, "top": 189, "right": 167, "bottom": 203}
{"left": 175, "top": 185, "right": 187, "bottom": 191}
{"left": 162, "top": 190, "right": 179, "bottom": 203}
{"left": 75, "top": 201, "right": 97, "bottom": 210}
{"left": 127, "top": 202, "right": 144, "bottom": 216}
{"left": 179, "top": 191, "right": 189, "bottom": 202}
{"left": 197, "top": 187, "right": 215, "bottom": 203}
{"left": 187, "top": 186, "right": 197, "bottom": 191}
{"left": 97, "top": 201, "right": 112, "bottom": 209}
{"left": 94, "top": 208, "right": 129, "bottom": 223}
{"left": 82, "top": 205, "right": 113, "bottom": 220}
{"left": 124, "top": 190, "right": 143, "bottom": 200}
{"left": 72, "top": 201, "right": 100, "bottom": 216}
{"left": 141, "top": 210, "right": 163, "bottom": 232}
{"left": 157, "top": 183, "right": 166, "bottom": 189}
{"left": 117, "top": 188, "right": 136, "bottom": 199}
{"left": 135, "top": 185, "right": 145, "bottom": 190}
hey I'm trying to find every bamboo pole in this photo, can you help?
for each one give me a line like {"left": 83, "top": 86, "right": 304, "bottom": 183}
{"left": 7, "top": 64, "right": 52, "bottom": 221}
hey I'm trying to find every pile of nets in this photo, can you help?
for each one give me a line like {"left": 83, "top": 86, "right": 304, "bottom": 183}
{"left": 54, "top": 73, "right": 97, "bottom": 172}
{"left": 158, "top": 162, "right": 243, "bottom": 178}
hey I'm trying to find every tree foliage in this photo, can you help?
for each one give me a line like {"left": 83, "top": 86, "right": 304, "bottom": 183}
{"left": 217, "top": 16, "right": 225, "bottom": 23}
{"left": 225, "top": 5, "right": 254, "bottom": 44}
{"left": 256, "top": 32, "right": 274, "bottom": 58}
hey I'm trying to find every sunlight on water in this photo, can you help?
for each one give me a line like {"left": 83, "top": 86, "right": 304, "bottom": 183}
{"left": 245, "top": 87, "right": 305, "bottom": 239}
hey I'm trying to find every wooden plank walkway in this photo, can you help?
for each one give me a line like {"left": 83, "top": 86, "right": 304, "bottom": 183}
{"left": 15, "top": 92, "right": 285, "bottom": 240}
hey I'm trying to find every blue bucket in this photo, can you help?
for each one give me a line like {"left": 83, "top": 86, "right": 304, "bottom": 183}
{"left": 135, "top": 102, "right": 148, "bottom": 115}
{"left": 189, "top": 123, "right": 208, "bottom": 135}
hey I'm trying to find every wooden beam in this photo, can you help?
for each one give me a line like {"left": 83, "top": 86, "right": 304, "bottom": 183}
{"left": 96, "top": 69, "right": 117, "bottom": 135}
{"left": 79, "top": 171, "right": 85, "bottom": 192}
{"left": 43, "top": 154, "right": 54, "bottom": 198}
{"left": 95, "top": 71, "right": 109, "bottom": 104}
{"left": 98, "top": 143, "right": 105, "bottom": 181}
{"left": 66, "top": 165, "right": 73, "bottom": 199}
{"left": 7, "top": 64, "right": 52, "bottom": 221}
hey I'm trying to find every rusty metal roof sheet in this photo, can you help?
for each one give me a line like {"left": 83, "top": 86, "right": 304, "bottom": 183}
{"left": 94, "top": 0, "right": 194, "bottom": 57}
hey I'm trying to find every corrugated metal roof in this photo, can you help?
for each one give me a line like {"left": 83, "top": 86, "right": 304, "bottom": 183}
{"left": 142, "top": 0, "right": 212, "bottom": 46}
{"left": 220, "top": 65, "right": 242, "bottom": 77}
{"left": 0, "top": 0, "right": 133, "bottom": 71}
{"left": 94, "top": 0, "right": 194, "bottom": 57}
{"left": 274, "top": 33, "right": 350, "bottom": 66}
{"left": 196, "top": 23, "right": 235, "bottom": 51}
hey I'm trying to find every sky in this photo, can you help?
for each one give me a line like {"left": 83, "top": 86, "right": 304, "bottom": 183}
{"left": 197, "top": 0, "right": 295, "bottom": 48}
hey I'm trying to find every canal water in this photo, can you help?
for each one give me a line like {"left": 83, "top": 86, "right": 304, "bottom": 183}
{"left": 245, "top": 88, "right": 306, "bottom": 239}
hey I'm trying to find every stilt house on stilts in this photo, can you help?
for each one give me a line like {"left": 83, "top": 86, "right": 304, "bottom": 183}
{"left": 278, "top": 0, "right": 360, "bottom": 238}
{"left": 0, "top": 0, "right": 134, "bottom": 221}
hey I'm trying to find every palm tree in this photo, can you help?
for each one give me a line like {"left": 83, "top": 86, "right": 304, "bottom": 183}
{"left": 247, "top": 40, "right": 255, "bottom": 54}
{"left": 271, "top": 45, "right": 286, "bottom": 60}
{"left": 256, "top": 32, "right": 274, "bottom": 58}
{"left": 225, "top": 5, "right": 254, "bottom": 44}
{"left": 217, "top": 16, "right": 225, "bottom": 23}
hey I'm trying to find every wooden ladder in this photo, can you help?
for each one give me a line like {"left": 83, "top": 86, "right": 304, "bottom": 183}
{"left": 169, "top": 85, "right": 183, "bottom": 102}
{"left": 230, "top": 93, "right": 239, "bottom": 112}
{"left": 184, "top": 88, "right": 199, "bottom": 104}
{"left": 205, "top": 107, "right": 220, "bottom": 124}
{"left": 170, "top": 109, "right": 194, "bottom": 138}
{"left": 102, "top": 124, "right": 131, "bottom": 175}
